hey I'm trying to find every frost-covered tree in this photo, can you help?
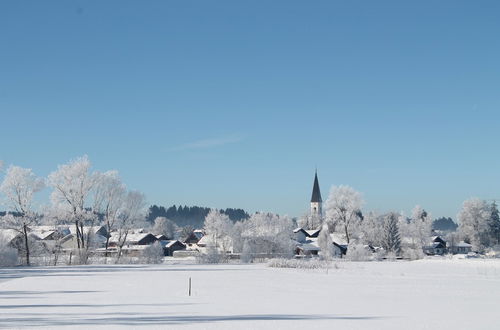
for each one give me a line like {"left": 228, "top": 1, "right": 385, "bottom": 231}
{"left": 203, "top": 209, "right": 233, "bottom": 253}
{"left": 115, "top": 191, "right": 146, "bottom": 262}
{"left": 381, "top": 212, "right": 401, "bottom": 255}
{"left": 488, "top": 201, "right": 500, "bottom": 246}
{"left": 47, "top": 155, "right": 98, "bottom": 250}
{"left": 152, "top": 217, "right": 177, "bottom": 240}
{"left": 398, "top": 206, "right": 432, "bottom": 259}
{"left": 0, "top": 166, "right": 44, "bottom": 265}
{"left": 458, "top": 198, "right": 491, "bottom": 252}
{"left": 297, "top": 213, "right": 322, "bottom": 230}
{"left": 360, "top": 211, "right": 384, "bottom": 246}
{"left": 92, "top": 170, "right": 126, "bottom": 253}
{"left": 317, "top": 224, "right": 334, "bottom": 260}
{"left": 324, "top": 185, "right": 363, "bottom": 243}
{"left": 140, "top": 241, "right": 164, "bottom": 264}
{"left": 241, "top": 213, "right": 295, "bottom": 256}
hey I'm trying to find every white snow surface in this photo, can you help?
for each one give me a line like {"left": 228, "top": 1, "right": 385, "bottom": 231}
{"left": 1, "top": 259, "right": 499, "bottom": 329}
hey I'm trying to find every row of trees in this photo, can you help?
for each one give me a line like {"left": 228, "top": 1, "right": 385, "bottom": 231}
{"left": 0, "top": 156, "right": 147, "bottom": 265}
{"left": 146, "top": 205, "right": 249, "bottom": 227}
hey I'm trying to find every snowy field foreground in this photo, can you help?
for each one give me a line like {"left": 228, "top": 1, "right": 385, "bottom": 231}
{"left": 1, "top": 259, "right": 499, "bottom": 329}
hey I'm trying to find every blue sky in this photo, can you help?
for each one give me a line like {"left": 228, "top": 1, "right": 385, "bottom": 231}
{"left": 1, "top": 1, "right": 499, "bottom": 219}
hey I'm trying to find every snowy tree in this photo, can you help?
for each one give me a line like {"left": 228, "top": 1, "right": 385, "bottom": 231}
{"left": 324, "top": 185, "right": 363, "bottom": 243}
{"left": 0, "top": 166, "right": 44, "bottom": 265}
{"left": 488, "top": 201, "right": 500, "bottom": 246}
{"left": 398, "top": 206, "right": 432, "bottom": 259}
{"left": 360, "top": 211, "right": 384, "bottom": 246}
{"left": 317, "top": 224, "right": 334, "bottom": 260}
{"left": 140, "top": 241, "right": 164, "bottom": 264}
{"left": 92, "top": 170, "right": 126, "bottom": 254}
{"left": 297, "top": 213, "right": 322, "bottom": 230}
{"left": 152, "top": 217, "right": 177, "bottom": 240}
{"left": 381, "top": 212, "right": 401, "bottom": 255}
{"left": 241, "top": 213, "right": 295, "bottom": 257}
{"left": 115, "top": 191, "right": 146, "bottom": 262}
{"left": 47, "top": 155, "right": 98, "bottom": 250}
{"left": 458, "top": 198, "right": 491, "bottom": 252}
{"left": 203, "top": 209, "right": 233, "bottom": 253}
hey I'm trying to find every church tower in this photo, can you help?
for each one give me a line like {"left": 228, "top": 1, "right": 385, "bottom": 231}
{"left": 310, "top": 170, "right": 323, "bottom": 216}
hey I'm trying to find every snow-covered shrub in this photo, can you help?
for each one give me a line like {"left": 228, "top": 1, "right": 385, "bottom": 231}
{"left": 140, "top": 242, "right": 164, "bottom": 264}
{"left": 267, "top": 258, "right": 336, "bottom": 270}
{"left": 197, "top": 245, "right": 226, "bottom": 264}
{"left": 402, "top": 246, "right": 424, "bottom": 260}
{"left": 385, "top": 252, "right": 398, "bottom": 261}
{"left": 0, "top": 236, "right": 18, "bottom": 267}
{"left": 346, "top": 243, "right": 372, "bottom": 261}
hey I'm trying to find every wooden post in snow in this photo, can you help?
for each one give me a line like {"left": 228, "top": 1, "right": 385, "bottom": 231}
{"left": 188, "top": 277, "right": 191, "bottom": 296}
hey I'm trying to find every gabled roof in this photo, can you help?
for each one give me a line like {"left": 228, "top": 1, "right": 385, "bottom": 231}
{"left": 293, "top": 228, "right": 308, "bottom": 234}
{"left": 305, "top": 229, "right": 321, "bottom": 238}
{"left": 109, "top": 232, "right": 156, "bottom": 245}
{"left": 165, "top": 240, "right": 185, "bottom": 248}
{"left": 310, "top": 171, "right": 322, "bottom": 203}
{"left": 330, "top": 232, "right": 348, "bottom": 246}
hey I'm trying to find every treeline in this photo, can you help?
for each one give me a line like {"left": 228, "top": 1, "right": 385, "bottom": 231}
{"left": 146, "top": 205, "right": 250, "bottom": 228}
{"left": 432, "top": 217, "right": 458, "bottom": 231}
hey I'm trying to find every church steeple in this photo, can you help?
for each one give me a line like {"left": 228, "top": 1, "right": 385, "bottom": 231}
{"left": 310, "top": 170, "right": 322, "bottom": 216}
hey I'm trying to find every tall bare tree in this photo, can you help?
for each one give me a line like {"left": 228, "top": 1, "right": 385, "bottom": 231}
{"left": 0, "top": 166, "right": 44, "bottom": 265}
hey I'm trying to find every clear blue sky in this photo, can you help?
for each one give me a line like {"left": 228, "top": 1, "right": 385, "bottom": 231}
{"left": 1, "top": 1, "right": 499, "bottom": 219}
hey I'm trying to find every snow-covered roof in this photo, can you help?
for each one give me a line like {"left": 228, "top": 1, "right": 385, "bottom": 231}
{"left": 330, "top": 233, "right": 348, "bottom": 246}
{"left": 305, "top": 229, "right": 320, "bottom": 237}
{"left": 69, "top": 225, "right": 106, "bottom": 236}
{"left": 109, "top": 232, "right": 156, "bottom": 244}
{"left": 298, "top": 243, "right": 321, "bottom": 251}
{"left": 165, "top": 240, "right": 184, "bottom": 248}
{"left": 456, "top": 242, "right": 472, "bottom": 248}
{"left": 0, "top": 229, "right": 20, "bottom": 243}
{"left": 30, "top": 230, "right": 56, "bottom": 240}
{"left": 293, "top": 228, "right": 306, "bottom": 234}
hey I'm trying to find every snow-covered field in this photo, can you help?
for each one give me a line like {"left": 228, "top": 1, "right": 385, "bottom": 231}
{"left": 1, "top": 259, "right": 499, "bottom": 329}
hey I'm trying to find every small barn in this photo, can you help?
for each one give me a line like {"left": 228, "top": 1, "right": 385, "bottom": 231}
{"left": 161, "top": 240, "right": 186, "bottom": 256}
{"left": 451, "top": 242, "right": 473, "bottom": 254}
{"left": 108, "top": 232, "right": 158, "bottom": 247}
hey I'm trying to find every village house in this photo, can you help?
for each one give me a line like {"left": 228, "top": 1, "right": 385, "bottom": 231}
{"left": 160, "top": 240, "right": 186, "bottom": 256}
{"left": 450, "top": 241, "right": 473, "bottom": 254}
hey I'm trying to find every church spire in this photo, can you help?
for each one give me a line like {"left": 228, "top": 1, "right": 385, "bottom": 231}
{"left": 310, "top": 170, "right": 323, "bottom": 217}
{"left": 310, "top": 170, "right": 322, "bottom": 203}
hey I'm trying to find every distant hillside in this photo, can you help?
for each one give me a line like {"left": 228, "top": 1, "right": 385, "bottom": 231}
{"left": 146, "top": 205, "right": 250, "bottom": 228}
{"left": 432, "top": 217, "right": 458, "bottom": 231}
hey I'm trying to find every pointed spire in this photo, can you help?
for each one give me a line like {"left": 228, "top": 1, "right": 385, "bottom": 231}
{"left": 310, "top": 170, "right": 322, "bottom": 203}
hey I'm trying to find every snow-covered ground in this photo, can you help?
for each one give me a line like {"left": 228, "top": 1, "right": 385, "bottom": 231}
{"left": 1, "top": 259, "right": 499, "bottom": 329}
